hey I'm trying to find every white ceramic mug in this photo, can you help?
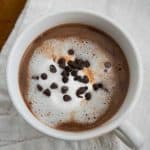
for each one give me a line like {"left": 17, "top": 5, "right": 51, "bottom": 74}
{"left": 6, "top": 11, "right": 143, "bottom": 149}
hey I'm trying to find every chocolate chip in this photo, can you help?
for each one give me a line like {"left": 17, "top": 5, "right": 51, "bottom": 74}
{"left": 69, "top": 59, "right": 83, "bottom": 70}
{"left": 64, "top": 66, "right": 72, "bottom": 72}
{"left": 76, "top": 86, "right": 88, "bottom": 98}
{"left": 32, "top": 75, "right": 39, "bottom": 80}
{"left": 93, "top": 83, "right": 103, "bottom": 91}
{"left": 104, "top": 62, "right": 111, "bottom": 68}
{"left": 61, "top": 70, "right": 69, "bottom": 76}
{"left": 84, "top": 60, "right": 90, "bottom": 68}
{"left": 75, "top": 58, "right": 82, "bottom": 64}
{"left": 75, "top": 59, "right": 84, "bottom": 70}
{"left": 78, "top": 76, "right": 84, "bottom": 82}
{"left": 61, "top": 86, "right": 68, "bottom": 93}
{"left": 41, "top": 73, "right": 47, "bottom": 80}
{"left": 62, "top": 76, "right": 68, "bottom": 83}
{"left": 37, "top": 84, "right": 43, "bottom": 91}
{"left": 98, "top": 83, "right": 103, "bottom": 88}
{"left": 74, "top": 76, "right": 78, "bottom": 81}
{"left": 43, "top": 89, "right": 51, "bottom": 96}
{"left": 74, "top": 75, "right": 89, "bottom": 84}
{"left": 50, "top": 82, "right": 58, "bottom": 89}
{"left": 85, "top": 92, "right": 91, "bottom": 100}
{"left": 63, "top": 95, "right": 72, "bottom": 101}
{"left": 81, "top": 75, "right": 89, "bottom": 83}
{"left": 71, "top": 70, "right": 77, "bottom": 76}
{"left": 74, "top": 76, "right": 82, "bottom": 81}
{"left": 93, "top": 84, "right": 98, "bottom": 90}
{"left": 49, "top": 64, "right": 57, "bottom": 73}
{"left": 58, "top": 58, "right": 66, "bottom": 68}
{"left": 68, "top": 60, "right": 77, "bottom": 69}
{"left": 68, "top": 49, "right": 74, "bottom": 55}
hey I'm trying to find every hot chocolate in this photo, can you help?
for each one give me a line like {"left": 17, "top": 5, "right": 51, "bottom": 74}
{"left": 19, "top": 24, "right": 129, "bottom": 131}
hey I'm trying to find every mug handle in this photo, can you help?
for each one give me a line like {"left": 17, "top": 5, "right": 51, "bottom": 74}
{"left": 114, "top": 121, "right": 144, "bottom": 150}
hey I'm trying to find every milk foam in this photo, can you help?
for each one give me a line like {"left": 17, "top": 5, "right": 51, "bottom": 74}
{"left": 27, "top": 37, "right": 119, "bottom": 127}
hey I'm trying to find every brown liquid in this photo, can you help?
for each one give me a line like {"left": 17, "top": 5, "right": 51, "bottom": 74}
{"left": 19, "top": 24, "right": 129, "bottom": 131}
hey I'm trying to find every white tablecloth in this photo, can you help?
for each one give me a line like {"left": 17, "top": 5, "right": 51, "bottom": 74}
{"left": 0, "top": 0, "right": 149, "bottom": 149}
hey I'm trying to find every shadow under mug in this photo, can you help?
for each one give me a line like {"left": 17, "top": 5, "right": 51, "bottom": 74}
{"left": 7, "top": 11, "right": 143, "bottom": 149}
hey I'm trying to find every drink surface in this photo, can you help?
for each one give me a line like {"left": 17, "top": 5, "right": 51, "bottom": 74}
{"left": 19, "top": 24, "right": 129, "bottom": 131}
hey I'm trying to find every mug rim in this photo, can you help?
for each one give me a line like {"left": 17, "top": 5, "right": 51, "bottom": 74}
{"left": 6, "top": 10, "right": 143, "bottom": 140}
